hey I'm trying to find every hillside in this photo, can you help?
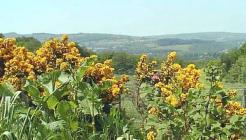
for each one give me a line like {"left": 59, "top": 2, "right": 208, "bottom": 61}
{"left": 4, "top": 32, "right": 246, "bottom": 59}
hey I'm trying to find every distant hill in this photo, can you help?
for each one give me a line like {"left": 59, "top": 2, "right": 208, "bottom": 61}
{"left": 4, "top": 32, "right": 246, "bottom": 59}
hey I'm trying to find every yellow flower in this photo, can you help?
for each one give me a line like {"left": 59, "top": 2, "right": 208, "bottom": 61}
{"left": 180, "top": 93, "right": 188, "bottom": 102}
{"left": 120, "top": 74, "right": 129, "bottom": 83}
{"left": 111, "top": 84, "right": 120, "bottom": 96}
{"left": 90, "top": 55, "right": 97, "bottom": 59}
{"left": 215, "top": 97, "right": 222, "bottom": 107}
{"left": 165, "top": 95, "right": 179, "bottom": 107}
{"left": 187, "top": 64, "right": 195, "bottom": 70}
{"left": 146, "top": 131, "right": 156, "bottom": 140}
{"left": 172, "top": 63, "right": 181, "bottom": 71}
{"left": 61, "top": 34, "right": 68, "bottom": 41}
{"left": 239, "top": 108, "right": 246, "bottom": 115}
{"left": 215, "top": 81, "right": 224, "bottom": 89}
{"left": 55, "top": 81, "right": 62, "bottom": 88}
{"left": 148, "top": 107, "right": 159, "bottom": 115}
{"left": 27, "top": 72, "right": 36, "bottom": 80}
{"left": 104, "top": 59, "right": 112, "bottom": 66}
{"left": 227, "top": 89, "right": 237, "bottom": 97}
{"left": 68, "top": 42, "right": 76, "bottom": 48}
{"left": 60, "top": 62, "right": 69, "bottom": 70}
{"left": 155, "top": 82, "right": 164, "bottom": 88}
{"left": 168, "top": 51, "right": 176, "bottom": 59}
{"left": 151, "top": 61, "right": 157, "bottom": 65}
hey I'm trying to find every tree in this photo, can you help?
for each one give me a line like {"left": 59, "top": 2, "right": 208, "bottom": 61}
{"left": 0, "top": 33, "right": 4, "bottom": 38}
{"left": 75, "top": 43, "right": 94, "bottom": 57}
{"left": 16, "top": 37, "right": 41, "bottom": 52}
{"left": 220, "top": 49, "right": 239, "bottom": 71}
{"left": 112, "top": 52, "right": 139, "bottom": 74}
{"left": 226, "top": 55, "right": 246, "bottom": 83}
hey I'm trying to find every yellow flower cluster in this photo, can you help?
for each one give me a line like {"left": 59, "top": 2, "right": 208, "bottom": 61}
{"left": 4, "top": 47, "right": 36, "bottom": 87}
{"left": 85, "top": 60, "right": 128, "bottom": 101}
{"left": 85, "top": 59, "right": 114, "bottom": 83}
{"left": 148, "top": 52, "right": 201, "bottom": 107}
{"left": 34, "top": 34, "right": 84, "bottom": 73}
{"left": 110, "top": 74, "right": 129, "bottom": 97}
{"left": 98, "top": 75, "right": 128, "bottom": 103}
{"left": 155, "top": 82, "right": 173, "bottom": 96}
{"left": 225, "top": 101, "right": 246, "bottom": 115}
{"left": 155, "top": 82, "right": 182, "bottom": 107}
{"left": 176, "top": 64, "right": 201, "bottom": 93}
{"left": 0, "top": 35, "right": 85, "bottom": 89}
{"left": 136, "top": 54, "right": 156, "bottom": 82}
{"left": 0, "top": 38, "right": 37, "bottom": 89}
{"left": 0, "top": 36, "right": 129, "bottom": 104}
{"left": 165, "top": 94, "right": 180, "bottom": 107}
{"left": 160, "top": 52, "right": 177, "bottom": 84}
{"left": 214, "top": 89, "right": 245, "bottom": 116}
{"left": 0, "top": 38, "right": 16, "bottom": 61}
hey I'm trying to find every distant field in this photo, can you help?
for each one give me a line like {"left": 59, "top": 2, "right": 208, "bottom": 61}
{"left": 4, "top": 32, "right": 244, "bottom": 59}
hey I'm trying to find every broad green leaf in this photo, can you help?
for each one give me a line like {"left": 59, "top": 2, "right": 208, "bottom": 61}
{"left": 79, "top": 99, "right": 99, "bottom": 115}
{"left": 24, "top": 85, "right": 40, "bottom": 100}
{"left": 57, "top": 101, "right": 71, "bottom": 118}
{"left": 47, "top": 95, "right": 59, "bottom": 110}
{"left": 76, "top": 66, "right": 87, "bottom": 81}
{"left": 230, "top": 115, "right": 239, "bottom": 124}
{"left": 70, "top": 120, "right": 79, "bottom": 131}
{"left": 58, "top": 72, "right": 71, "bottom": 83}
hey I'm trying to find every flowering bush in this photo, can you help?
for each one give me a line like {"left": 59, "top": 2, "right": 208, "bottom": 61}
{"left": 135, "top": 52, "right": 246, "bottom": 140}
{"left": 0, "top": 36, "right": 128, "bottom": 103}
{"left": 0, "top": 35, "right": 129, "bottom": 140}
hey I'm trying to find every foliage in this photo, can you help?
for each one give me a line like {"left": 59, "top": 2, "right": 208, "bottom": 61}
{"left": 221, "top": 43, "right": 246, "bottom": 83}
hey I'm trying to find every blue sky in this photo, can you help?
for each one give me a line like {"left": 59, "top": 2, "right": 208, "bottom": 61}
{"left": 1, "top": 0, "right": 246, "bottom": 36}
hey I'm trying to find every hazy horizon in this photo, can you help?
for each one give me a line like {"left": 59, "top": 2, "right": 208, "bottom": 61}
{"left": 4, "top": 31, "right": 246, "bottom": 37}
{"left": 1, "top": 0, "right": 246, "bottom": 36}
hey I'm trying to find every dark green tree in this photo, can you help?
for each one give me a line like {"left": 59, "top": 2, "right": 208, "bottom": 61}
{"left": 16, "top": 37, "right": 41, "bottom": 52}
{"left": 0, "top": 33, "right": 4, "bottom": 38}
{"left": 75, "top": 43, "right": 94, "bottom": 57}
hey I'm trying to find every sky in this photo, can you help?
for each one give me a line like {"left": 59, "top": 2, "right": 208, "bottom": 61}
{"left": 1, "top": 0, "right": 246, "bottom": 36}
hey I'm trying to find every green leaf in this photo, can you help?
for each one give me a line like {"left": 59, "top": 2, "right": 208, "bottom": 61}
{"left": 230, "top": 115, "right": 239, "bottom": 124}
{"left": 79, "top": 99, "right": 98, "bottom": 115}
{"left": 70, "top": 120, "right": 79, "bottom": 131}
{"left": 69, "top": 101, "right": 77, "bottom": 109}
{"left": 1, "top": 131, "right": 17, "bottom": 140}
{"left": 24, "top": 85, "right": 40, "bottom": 100}
{"left": 76, "top": 66, "right": 87, "bottom": 81}
{"left": 47, "top": 95, "right": 59, "bottom": 110}
{"left": 58, "top": 72, "right": 71, "bottom": 83}
{"left": 42, "top": 120, "right": 65, "bottom": 130}
{"left": 57, "top": 101, "right": 71, "bottom": 118}
{"left": 40, "top": 70, "right": 61, "bottom": 94}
